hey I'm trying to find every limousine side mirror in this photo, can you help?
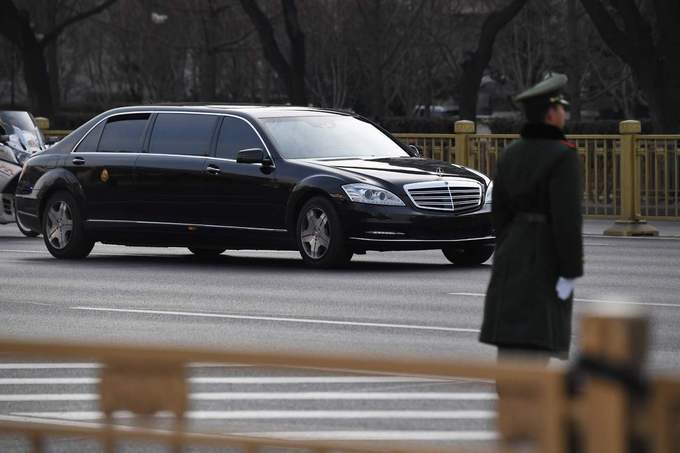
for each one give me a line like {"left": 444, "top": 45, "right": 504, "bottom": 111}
{"left": 408, "top": 144, "right": 422, "bottom": 158}
{"left": 236, "top": 148, "right": 272, "bottom": 166}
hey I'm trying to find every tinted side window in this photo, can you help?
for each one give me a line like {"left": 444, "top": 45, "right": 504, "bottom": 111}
{"left": 149, "top": 113, "right": 218, "bottom": 156}
{"left": 215, "top": 117, "right": 263, "bottom": 160}
{"left": 74, "top": 121, "right": 105, "bottom": 153}
{"left": 97, "top": 114, "right": 150, "bottom": 153}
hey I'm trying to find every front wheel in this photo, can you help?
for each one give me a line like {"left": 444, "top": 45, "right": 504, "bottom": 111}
{"left": 296, "top": 197, "right": 352, "bottom": 268}
{"left": 442, "top": 244, "right": 494, "bottom": 266}
{"left": 42, "top": 191, "right": 94, "bottom": 259}
{"left": 14, "top": 199, "right": 39, "bottom": 237}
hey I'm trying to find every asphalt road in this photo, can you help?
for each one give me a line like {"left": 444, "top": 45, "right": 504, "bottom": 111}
{"left": 0, "top": 222, "right": 679, "bottom": 451}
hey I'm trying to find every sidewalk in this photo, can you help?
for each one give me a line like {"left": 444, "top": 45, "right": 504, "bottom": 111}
{"left": 584, "top": 218, "right": 680, "bottom": 238}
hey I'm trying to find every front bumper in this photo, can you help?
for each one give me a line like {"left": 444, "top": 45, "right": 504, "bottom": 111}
{"left": 0, "top": 160, "right": 22, "bottom": 224}
{"left": 338, "top": 201, "right": 494, "bottom": 251}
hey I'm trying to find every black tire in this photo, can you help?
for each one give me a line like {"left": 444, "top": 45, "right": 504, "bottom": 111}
{"left": 42, "top": 191, "right": 94, "bottom": 259}
{"left": 296, "top": 196, "right": 352, "bottom": 268}
{"left": 188, "top": 247, "right": 227, "bottom": 257}
{"left": 442, "top": 244, "right": 494, "bottom": 266}
{"left": 14, "top": 199, "right": 39, "bottom": 237}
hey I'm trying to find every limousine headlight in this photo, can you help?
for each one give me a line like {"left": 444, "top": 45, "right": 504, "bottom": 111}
{"left": 484, "top": 182, "right": 493, "bottom": 205}
{"left": 342, "top": 183, "right": 405, "bottom": 206}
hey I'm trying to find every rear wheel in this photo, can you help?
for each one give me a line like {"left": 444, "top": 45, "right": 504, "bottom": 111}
{"left": 188, "top": 247, "right": 226, "bottom": 257}
{"left": 296, "top": 197, "right": 352, "bottom": 268}
{"left": 442, "top": 244, "right": 494, "bottom": 266}
{"left": 42, "top": 191, "right": 94, "bottom": 259}
{"left": 14, "top": 199, "right": 39, "bottom": 237}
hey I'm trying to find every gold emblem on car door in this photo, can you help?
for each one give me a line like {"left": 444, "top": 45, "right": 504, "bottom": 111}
{"left": 100, "top": 168, "right": 110, "bottom": 183}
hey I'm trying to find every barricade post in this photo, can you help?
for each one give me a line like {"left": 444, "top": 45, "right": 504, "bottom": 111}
{"left": 576, "top": 310, "right": 648, "bottom": 453}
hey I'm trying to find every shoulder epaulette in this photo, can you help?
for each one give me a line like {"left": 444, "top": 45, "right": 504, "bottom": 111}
{"left": 560, "top": 140, "right": 577, "bottom": 150}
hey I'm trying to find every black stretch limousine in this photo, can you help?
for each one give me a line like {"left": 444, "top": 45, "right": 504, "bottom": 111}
{"left": 16, "top": 105, "right": 495, "bottom": 268}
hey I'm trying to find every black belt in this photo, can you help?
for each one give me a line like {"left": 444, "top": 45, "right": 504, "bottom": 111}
{"left": 515, "top": 212, "right": 548, "bottom": 223}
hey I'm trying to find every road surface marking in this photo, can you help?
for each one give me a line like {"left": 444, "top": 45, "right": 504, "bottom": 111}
{"left": 12, "top": 410, "right": 496, "bottom": 420}
{"left": 0, "top": 392, "right": 496, "bottom": 402}
{"left": 0, "top": 363, "right": 101, "bottom": 370}
{"left": 70, "top": 306, "right": 481, "bottom": 333}
{"left": 0, "top": 376, "right": 445, "bottom": 385}
{"left": 239, "top": 431, "right": 498, "bottom": 441}
{"left": 0, "top": 363, "right": 251, "bottom": 370}
{"left": 447, "top": 292, "right": 680, "bottom": 308}
{"left": 0, "top": 415, "right": 497, "bottom": 441}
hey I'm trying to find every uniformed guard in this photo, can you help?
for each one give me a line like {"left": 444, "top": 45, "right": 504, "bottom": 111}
{"left": 479, "top": 73, "right": 584, "bottom": 363}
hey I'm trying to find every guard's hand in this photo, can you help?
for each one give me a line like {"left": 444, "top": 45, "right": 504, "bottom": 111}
{"left": 555, "top": 277, "right": 574, "bottom": 301}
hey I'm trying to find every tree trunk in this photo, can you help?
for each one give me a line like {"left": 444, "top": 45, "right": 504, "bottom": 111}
{"left": 459, "top": 56, "right": 483, "bottom": 121}
{"left": 566, "top": 0, "right": 582, "bottom": 122}
{"left": 580, "top": 0, "right": 680, "bottom": 132}
{"left": 458, "top": 0, "right": 529, "bottom": 122}
{"left": 636, "top": 64, "right": 680, "bottom": 133}
{"left": 0, "top": 0, "right": 119, "bottom": 119}
{"left": 46, "top": 0, "right": 60, "bottom": 109}
{"left": 22, "top": 37, "right": 54, "bottom": 117}
{"left": 239, "top": 0, "right": 307, "bottom": 106}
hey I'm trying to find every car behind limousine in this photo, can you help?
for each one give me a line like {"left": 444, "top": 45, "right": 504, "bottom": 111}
{"left": 16, "top": 105, "right": 494, "bottom": 268}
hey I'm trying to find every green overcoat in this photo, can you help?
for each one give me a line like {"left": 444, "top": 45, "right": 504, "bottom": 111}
{"left": 479, "top": 123, "right": 583, "bottom": 356}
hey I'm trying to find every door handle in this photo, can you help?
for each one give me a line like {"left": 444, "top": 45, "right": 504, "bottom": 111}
{"left": 72, "top": 156, "right": 85, "bottom": 166}
{"left": 206, "top": 164, "right": 221, "bottom": 175}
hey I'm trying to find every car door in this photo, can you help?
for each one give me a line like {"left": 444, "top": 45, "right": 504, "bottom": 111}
{"left": 203, "top": 115, "right": 287, "bottom": 230}
{"left": 66, "top": 113, "right": 149, "bottom": 221}
{"left": 133, "top": 112, "right": 219, "bottom": 225}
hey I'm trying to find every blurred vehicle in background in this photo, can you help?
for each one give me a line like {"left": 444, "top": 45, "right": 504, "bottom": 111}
{"left": 0, "top": 111, "right": 46, "bottom": 237}
{"left": 411, "top": 104, "right": 459, "bottom": 118}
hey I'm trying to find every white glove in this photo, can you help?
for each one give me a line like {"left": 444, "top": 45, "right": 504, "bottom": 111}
{"left": 555, "top": 277, "right": 575, "bottom": 301}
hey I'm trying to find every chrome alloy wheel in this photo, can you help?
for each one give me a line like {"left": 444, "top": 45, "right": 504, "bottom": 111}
{"left": 300, "top": 207, "right": 330, "bottom": 259}
{"left": 46, "top": 201, "right": 73, "bottom": 250}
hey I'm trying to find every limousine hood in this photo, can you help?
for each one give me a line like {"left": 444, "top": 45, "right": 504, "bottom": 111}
{"left": 300, "top": 157, "right": 487, "bottom": 186}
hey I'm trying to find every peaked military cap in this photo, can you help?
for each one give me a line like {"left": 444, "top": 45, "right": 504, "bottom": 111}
{"left": 513, "top": 73, "right": 569, "bottom": 106}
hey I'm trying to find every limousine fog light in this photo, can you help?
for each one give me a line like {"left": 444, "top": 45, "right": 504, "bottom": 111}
{"left": 341, "top": 183, "right": 405, "bottom": 206}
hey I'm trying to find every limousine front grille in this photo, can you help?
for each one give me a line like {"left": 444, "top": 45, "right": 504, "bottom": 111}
{"left": 405, "top": 179, "right": 483, "bottom": 214}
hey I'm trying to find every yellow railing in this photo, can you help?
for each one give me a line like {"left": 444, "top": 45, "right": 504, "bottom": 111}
{"left": 636, "top": 136, "right": 680, "bottom": 219}
{"left": 397, "top": 120, "right": 679, "bottom": 233}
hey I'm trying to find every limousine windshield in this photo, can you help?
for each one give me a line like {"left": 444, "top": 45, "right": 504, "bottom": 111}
{"left": 261, "top": 115, "right": 409, "bottom": 160}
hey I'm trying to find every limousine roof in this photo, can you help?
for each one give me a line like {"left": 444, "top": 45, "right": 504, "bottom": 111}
{"left": 111, "top": 104, "right": 354, "bottom": 119}
{"left": 44, "top": 105, "right": 358, "bottom": 155}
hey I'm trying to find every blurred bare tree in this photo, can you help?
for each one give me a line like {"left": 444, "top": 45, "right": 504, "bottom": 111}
{"left": 458, "top": 0, "right": 528, "bottom": 121}
{"left": 580, "top": 0, "right": 680, "bottom": 132}
{"left": 0, "top": 0, "right": 672, "bottom": 130}
{"left": 0, "top": 0, "right": 119, "bottom": 117}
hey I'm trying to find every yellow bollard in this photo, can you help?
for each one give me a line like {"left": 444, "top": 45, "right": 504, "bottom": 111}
{"left": 604, "top": 121, "right": 658, "bottom": 236}
{"left": 454, "top": 120, "right": 475, "bottom": 167}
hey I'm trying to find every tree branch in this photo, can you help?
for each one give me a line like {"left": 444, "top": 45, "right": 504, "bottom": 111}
{"left": 579, "top": 0, "right": 631, "bottom": 63}
{"left": 610, "top": 0, "right": 655, "bottom": 57}
{"left": 41, "top": 0, "right": 119, "bottom": 46}
{"left": 238, "top": 0, "right": 291, "bottom": 83}
{"left": 476, "top": 0, "right": 529, "bottom": 57}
